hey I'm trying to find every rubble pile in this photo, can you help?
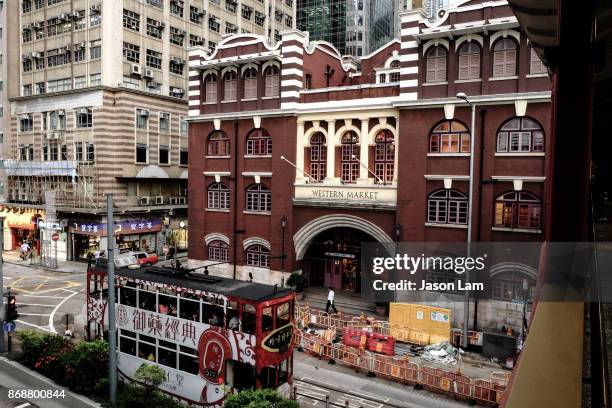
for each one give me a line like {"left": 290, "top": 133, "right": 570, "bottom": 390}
{"left": 421, "top": 341, "right": 464, "bottom": 365}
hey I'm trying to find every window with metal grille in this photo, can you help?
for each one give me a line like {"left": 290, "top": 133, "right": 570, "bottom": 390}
{"left": 426, "top": 46, "right": 447, "bottom": 83}
{"left": 159, "top": 113, "right": 170, "bottom": 133}
{"left": 224, "top": 71, "right": 237, "bottom": 101}
{"left": 205, "top": 74, "right": 217, "bottom": 102}
{"left": 207, "top": 183, "right": 230, "bottom": 210}
{"left": 135, "top": 143, "right": 148, "bottom": 163}
{"left": 209, "top": 240, "right": 228, "bottom": 261}
{"left": 246, "top": 129, "right": 272, "bottom": 155}
{"left": 496, "top": 117, "right": 544, "bottom": 153}
{"left": 341, "top": 132, "right": 359, "bottom": 183}
{"left": 123, "top": 42, "right": 140, "bottom": 63}
{"left": 76, "top": 108, "right": 92, "bottom": 128}
{"left": 529, "top": 47, "right": 547, "bottom": 75}
{"left": 246, "top": 245, "right": 270, "bottom": 267}
{"left": 429, "top": 120, "right": 470, "bottom": 153}
{"left": 255, "top": 11, "right": 265, "bottom": 26}
{"left": 457, "top": 42, "right": 481, "bottom": 80}
{"left": 207, "top": 131, "right": 230, "bottom": 156}
{"left": 374, "top": 130, "right": 395, "bottom": 184}
{"left": 158, "top": 145, "right": 169, "bottom": 164}
{"left": 427, "top": 189, "right": 468, "bottom": 224}
{"left": 123, "top": 9, "right": 140, "bottom": 31}
{"left": 243, "top": 68, "right": 257, "bottom": 99}
{"left": 494, "top": 191, "right": 541, "bottom": 230}
{"left": 190, "top": 6, "right": 203, "bottom": 23}
{"left": 246, "top": 184, "right": 271, "bottom": 212}
{"left": 492, "top": 38, "right": 517, "bottom": 77}
{"left": 171, "top": 0, "right": 184, "bottom": 17}
{"left": 146, "top": 18, "right": 162, "bottom": 39}
{"left": 170, "top": 60, "right": 183, "bottom": 75}
{"left": 170, "top": 27, "right": 185, "bottom": 46}
{"left": 264, "top": 66, "right": 279, "bottom": 97}
{"left": 180, "top": 147, "right": 188, "bottom": 165}
{"left": 146, "top": 49, "right": 162, "bottom": 69}
{"left": 19, "top": 114, "right": 33, "bottom": 132}
{"left": 309, "top": 133, "right": 327, "bottom": 182}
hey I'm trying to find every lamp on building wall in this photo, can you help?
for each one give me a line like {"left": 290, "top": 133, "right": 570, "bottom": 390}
{"left": 280, "top": 215, "right": 287, "bottom": 288}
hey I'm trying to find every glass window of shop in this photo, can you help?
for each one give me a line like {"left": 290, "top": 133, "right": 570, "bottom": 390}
{"left": 116, "top": 233, "right": 157, "bottom": 254}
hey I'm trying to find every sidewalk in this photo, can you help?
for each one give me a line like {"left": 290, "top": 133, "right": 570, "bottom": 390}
{"left": 2, "top": 251, "right": 87, "bottom": 274}
{"left": 294, "top": 351, "right": 467, "bottom": 408}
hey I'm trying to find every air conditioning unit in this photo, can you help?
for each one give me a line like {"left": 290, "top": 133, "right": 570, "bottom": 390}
{"left": 46, "top": 131, "right": 61, "bottom": 140}
{"left": 143, "top": 69, "right": 153, "bottom": 79}
{"left": 198, "top": 9, "right": 206, "bottom": 16}
{"left": 169, "top": 197, "right": 179, "bottom": 205}
{"left": 57, "top": 110, "right": 65, "bottom": 116}
{"left": 90, "top": 4, "right": 101, "bottom": 13}
{"left": 139, "top": 109, "right": 150, "bottom": 117}
{"left": 178, "top": 197, "right": 187, "bottom": 205}
{"left": 139, "top": 196, "right": 151, "bottom": 206}
{"left": 23, "top": 23, "right": 32, "bottom": 30}
{"left": 156, "top": 21, "right": 166, "bottom": 29}
{"left": 147, "top": 80, "right": 160, "bottom": 89}
{"left": 131, "top": 64, "right": 141, "bottom": 76}
{"left": 22, "top": 54, "right": 32, "bottom": 60}
{"left": 58, "top": 14, "right": 68, "bottom": 21}
{"left": 76, "top": 107, "right": 89, "bottom": 114}
{"left": 68, "top": 11, "right": 79, "bottom": 19}
{"left": 179, "top": 29, "right": 187, "bottom": 36}
{"left": 155, "top": 196, "right": 164, "bottom": 205}
{"left": 73, "top": 42, "right": 86, "bottom": 50}
{"left": 33, "top": 22, "right": 44, "bottom": 29}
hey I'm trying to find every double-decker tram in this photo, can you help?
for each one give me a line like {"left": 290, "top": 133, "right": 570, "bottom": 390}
{"left": 86, "top": 263, "right": 295, "bottom": 406}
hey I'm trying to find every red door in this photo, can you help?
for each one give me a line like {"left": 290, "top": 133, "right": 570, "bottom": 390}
{"left": 324, "top": 261, "right": 342, "bottom": 290}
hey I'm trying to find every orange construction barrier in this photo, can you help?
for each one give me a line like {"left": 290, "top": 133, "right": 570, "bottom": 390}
{"left": 366, "top": 332, "right": 395, "bottom": 356}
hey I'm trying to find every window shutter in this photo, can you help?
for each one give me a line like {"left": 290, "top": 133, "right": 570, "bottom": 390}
{"left": 426, "top": 58, "right": 436, "bottom": 83}
{"left": 505, "top": 49, "right": 517, "bottom": 76}
{"left": 469, "top": 53, "right": 480, "bottom": 79}
{"left": 458, "top": 54, "right": 468, "bottom": 80}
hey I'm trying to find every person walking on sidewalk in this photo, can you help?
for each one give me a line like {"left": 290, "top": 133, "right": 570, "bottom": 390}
{"left": 326, "top": 287, "right": 338, "bottom": 315}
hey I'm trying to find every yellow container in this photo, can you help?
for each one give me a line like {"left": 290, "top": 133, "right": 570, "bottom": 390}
{"left": 389, "top": 303, "right": 451, "bottom": 345}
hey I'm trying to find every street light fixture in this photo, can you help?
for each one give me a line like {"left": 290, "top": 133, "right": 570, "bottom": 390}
{"left": 456, "top": 92, "right": 476, "bottom": 350}
{"left": 280, "top": 215, "right": 287, "bottom": 287}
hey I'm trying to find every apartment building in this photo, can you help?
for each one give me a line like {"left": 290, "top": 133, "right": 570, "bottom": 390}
{"left": 2, "top": 0, "right": 296, "bottom": 262}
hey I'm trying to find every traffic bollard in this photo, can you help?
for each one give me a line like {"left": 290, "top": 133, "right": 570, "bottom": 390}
{"left": 325, "top": 395, "right": 330, "bottom": 408}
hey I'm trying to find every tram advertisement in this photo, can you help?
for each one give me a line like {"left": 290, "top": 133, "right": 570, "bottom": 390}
{"left": 261, "top": 324, "right": 293, "bottom": 353}
{"left": 115, "top": 304, "right": 256, "bottom": 406}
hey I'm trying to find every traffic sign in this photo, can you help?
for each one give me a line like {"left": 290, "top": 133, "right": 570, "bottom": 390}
{"left": 51, "top": 232, "right": 60, "bottom": 241}
{"left": 3, "top": 321, "right": 15, "bottom": 333}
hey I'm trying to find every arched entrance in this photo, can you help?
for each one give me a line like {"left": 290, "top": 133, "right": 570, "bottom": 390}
{"left": 294, "top": 214, "right": 394, "bottom": 293}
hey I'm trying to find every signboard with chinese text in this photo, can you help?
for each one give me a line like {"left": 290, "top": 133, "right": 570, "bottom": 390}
{"left": 261, "top": 324, "right": 293, "bottom": 353}
{"left": 69, "top": 219, "right": 162, "bottom": 236}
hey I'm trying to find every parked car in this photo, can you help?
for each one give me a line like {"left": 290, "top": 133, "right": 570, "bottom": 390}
{"left": 133, "top": 251, "right": 158, "bottom": 266}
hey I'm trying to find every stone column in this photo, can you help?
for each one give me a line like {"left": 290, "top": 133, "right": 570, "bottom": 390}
{"left": 296, "top": 120, "right": 305, "bottom": 182}
{"left": 359, "top": 118, "right": 370, "bottom": 182}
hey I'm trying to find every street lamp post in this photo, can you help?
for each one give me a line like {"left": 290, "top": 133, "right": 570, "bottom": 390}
{"left": 280, "top": 215, "right": 287, "bottom": 287}
{"left": 456, "top": 92, "right": 476, "bottom": 350}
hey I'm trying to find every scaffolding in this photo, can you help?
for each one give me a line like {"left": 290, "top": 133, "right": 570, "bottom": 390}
{"left": 4, "top": 159, "right": 101, "bottom": 210}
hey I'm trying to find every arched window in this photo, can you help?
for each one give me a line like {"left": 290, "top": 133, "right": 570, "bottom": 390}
{"left": 426, "top": 46, "right": 447, "bottom": 83}
{"left": 207, "top": 131, "right": 230, "bottom": 156}
{"left": 496, "top": 117, "right": 544, "bottom": 153}
{"left": 494, "top": 191, "right": 541, "bottom": 230}
{"left": 223, "top": 71, "right": 237, "bottom": 101}
{"left": 264, "top": 66, "right": 280, "bottom": 97}
{"left": 207, "top": 183, "right": 230, "bottom": 209}
{"left": 205, "top": 74, "right": 217, "bottom": 102}
{"left": 246, "top": 184, "right": 271, "bottom": 212}
{"left": 309, "top": 133, "right": 327, "bottom": 182}
{"left": 374, "top": 130, "right": 394, "bottom": 184}
{"left": 427, "top": 189, "right": 468, "bottom": 225}
{"left": 341, "top": 132, "right": 359, "bottom": 183}
{"left": 458, "top": 42, "right": 481, "bottom": 80}
{"left": 246, "top": 244, "right": 270, "bottom": 267}
{"left": 492, "top": 271, "right": 535, "bottom": 301}
{"left": 243, "top": 68, "right": 257, "bottom": 99}
{"left": 429, "top": 120, "right": 470, "bottom": 153}
{"left": 246, "top": 129, "right": 272, "bottom": 155}
{"left": 208, "top": 240, "right": 228, "bottom": 261}
{"left": 390, "top": 60, "right": 400, "bottom": 68}
{"left": 492, "top": 38, "right": 517, "bottom": 77}
{"left": 529, "top": 46, "right": 547, "bottom": 75}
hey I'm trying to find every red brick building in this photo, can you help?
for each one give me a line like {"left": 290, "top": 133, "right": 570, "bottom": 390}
{"left": 186, "top": 0, "right": 552, "bottom": 330}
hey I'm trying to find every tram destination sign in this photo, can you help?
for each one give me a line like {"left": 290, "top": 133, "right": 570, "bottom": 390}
{"left": 262, "top": 324, "right": 293, "bottom": 353}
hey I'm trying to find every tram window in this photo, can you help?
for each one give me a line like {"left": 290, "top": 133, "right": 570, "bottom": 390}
{"left": 278, "top": 359, "right": 289, "bottom": 385}
{"left": 179, "top": 298, "right": 200, "bottom": 322}
{"left": 119, "top": 336, "right": 136, "bottom": 356}
{"left": 204, "top": 304, "right": 224, "bottom": 327}
{"left": 260, "top": 365, "right": 278, "bottom": 389}
{"left": 276, "top": 302, "right": 290, "bottom": 328}
{"left": 120, "top": 329, "right": 136, "bottom": 338}
{"left": 159, "top": 339, "right": 176, "bottom": 350}
{"left": 119, "top": 287, "right": 136, "bottom": 307}
{"left": 262, "top": 307, "right": 274, "bottom": 332}
{"left": 158, "top": 294, "right": 177, "bottom": 316}
{"left": 180, "top": 345, "right": 198, "bottom": 355}
{"left": 158, "top": 347, "right": 177, "bottom": 369}
{"left": 140, "top": 334, "right": 156, "bottom": 344}
{"left": 226, "top": 360, "right": 256, "bottom": 392}
{"left": 179, "top": 353, "right": 199, "bottom": 375}
{"left": 242, "top": 303, "right": 256, "bottom": 334}
{"left": 138, "top": 341, "right": 156, "bottom": 362}
{"left": 139, "top": 290, "right": 157, "bottom": 312}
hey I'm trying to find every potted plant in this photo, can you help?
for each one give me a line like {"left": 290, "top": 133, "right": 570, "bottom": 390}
{"left": 375, "top": 302, "right": 387, "bottom": 317}
{"left": 287, "top": 272, "right": 306, "bottom": 301}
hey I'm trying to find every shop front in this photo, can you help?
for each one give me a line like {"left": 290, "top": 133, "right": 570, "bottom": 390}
{"left": 69, "top": 219, "right": 162, "bottom": 261}
{"left": 0, "top": 209, "right": 45, "bottom": 253}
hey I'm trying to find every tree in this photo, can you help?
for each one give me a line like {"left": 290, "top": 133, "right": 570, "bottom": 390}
{"left": 224, "top": 389, "right": 298, "bottom": 408}
{"left": 134, "top": 363, "right": 166, "bottom": 390}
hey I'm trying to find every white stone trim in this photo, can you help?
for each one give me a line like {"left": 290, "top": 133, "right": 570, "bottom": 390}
{"left": 220, "top": 65, "right": 238, "bottom": 76}
{"left": 282, "top": 57, "right": 303, "bottom": 66}
{"left": 240, "top": 63, "right": 259, "bottom": 75}
{"left": 489, "top": 29, "right": 521, "bottom": 49}
{"left": 367, "top": 121, "right": 397, "bottom": 145}
{"left": 293, "top": 214, "right": 394, "bottom": 261}
{"left": 281, "top": 79, "right": 302, "bottom": 88}
{"left": 262, "top": 59, "right": 282, "bottom": 73}
{"left": 334, "top": 123, "right": 361, "bottom": 145}
{"left": 490, "top": 176, "right": 546, "bottom": 182}
{"left": 204, "top": 233, "right": 230, "bottom": 246}
{"left": 281, "top": 68, "right": 303, "bottom": 77}
{"left": 489, "top": 261, "right": 538, "bottom": 279}
{"left": 303, "top": 124, "right": 328, "bottom": 145}
{"left": 454, "top": 34, "right": 484, "bottom": 51}
{"left": 243, "top": 237, "right": 271, "bottom": 250}
{"left": 424, "top": 174, "right": 470, "bottom": 180}
{"left": 422, "top": 39, "right": 450, "bottom": 55}
{"left": 281, "top": 45, "right": 304, "bottom": 54}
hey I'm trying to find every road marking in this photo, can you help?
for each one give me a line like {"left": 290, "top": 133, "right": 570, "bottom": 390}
{"left": 15, "top": 319, "right": 53, "bottom": 333}
{"left": 16, "top": 403, "right": 31, "bottom": 408}
{"left": 19, "top": 303, "right": 56, "bottom": 307}
{"left": 33, "top": 277, "right": 50, "bottom": 292}
{"left": 49, "top": 290, "right": 79, "bottom": 334}
{"left": 19, "top": 294, "right": 64, "bottom": 299}
{"left": 18, "top": 313, "right": 51, "bottom": 316}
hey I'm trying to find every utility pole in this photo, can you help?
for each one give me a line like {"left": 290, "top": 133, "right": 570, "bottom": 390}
{"left": 457, "top": 92, "right": 476, "bottom": 350}
{"left": 107, "top": 194, "right": 117, "bottom": 406}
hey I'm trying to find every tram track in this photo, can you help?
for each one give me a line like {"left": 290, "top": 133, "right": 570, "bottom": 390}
{"left": 293, "top": 377, "right": 403, "bottom": 408}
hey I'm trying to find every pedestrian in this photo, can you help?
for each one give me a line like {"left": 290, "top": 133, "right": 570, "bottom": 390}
{"left": 86, "top": 251, "right": 94, "bottom": 270}
{"left": 20, "top": 241, "right": 31, "bottom": 260}
{"left": 326, "top": 286, "right": 338, "bottom": 315}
